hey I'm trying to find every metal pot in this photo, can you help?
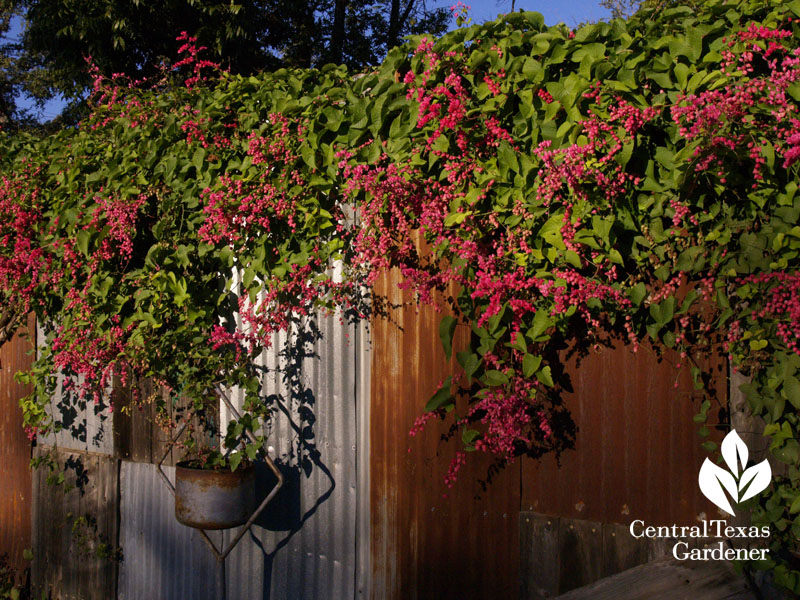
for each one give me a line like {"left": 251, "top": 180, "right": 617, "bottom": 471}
{"left": 174, "top": 461, "right": 257, "bottom": 530}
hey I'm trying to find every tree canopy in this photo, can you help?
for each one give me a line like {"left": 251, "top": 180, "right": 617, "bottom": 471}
{"left": 2, "top": 0, "right": 449, "bottom": 123}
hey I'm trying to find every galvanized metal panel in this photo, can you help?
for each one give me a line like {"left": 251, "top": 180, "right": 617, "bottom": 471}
{"left": 355, "top": 318, "right": 371, "bottom": 599}
{"left": 118, "top": 461, "right": 217, "bottom": 600}
{"left": 221, "top": 310, "right": 366, "bottom": 600}
{"left": 36, "top": 322, "right": 114, "bottom": 455}
{"left": 31, "top": 446, "right": 119, "bottom": 600}
{"left": 0, "top": 314, "right": 34, "bottom": 578}
{"left": 116, "top": 309, "right": 367, "bottom": 600}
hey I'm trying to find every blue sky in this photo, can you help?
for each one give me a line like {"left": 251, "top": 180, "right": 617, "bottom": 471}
{"left": 13, "top": 0, "right": 612, "bottom": 120}
{"left": 430, "top": 0, "right": 611, "bottom": 28}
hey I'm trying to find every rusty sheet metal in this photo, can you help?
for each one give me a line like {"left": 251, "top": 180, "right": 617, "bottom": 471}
{"left": 221, "top": 310, "right": 364, "bottom": 600}
{"left": 31, "top": 446, "right": 119, "bottom": 600}
{"left": 36, "top": 322, "right": 114, "bottom": 455}
{"left": 118, "top": 460, "right": 217, "bottom": 600}
{"left": 0, "top": 314, "right": 34, "bottom": 579}
{"left": 522, "top": 339, "right": 727, "bottom": 527}
{"left": 370, "top": 266, "right": 521, "bottom": 600}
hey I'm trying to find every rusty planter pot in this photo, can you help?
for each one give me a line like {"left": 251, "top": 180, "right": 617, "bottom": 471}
{"left": 174, "top": 461, "right": 257, "bottom": 530}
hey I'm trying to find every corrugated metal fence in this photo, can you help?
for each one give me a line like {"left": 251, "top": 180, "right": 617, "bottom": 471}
{"left": 27, "top": 267, "right": 732, "bottom": 599}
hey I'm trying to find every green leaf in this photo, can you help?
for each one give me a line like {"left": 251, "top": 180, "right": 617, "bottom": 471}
{"left": 629, "top": 283, "right": 647, "bottom": 306}
{"left": 530, "top": 310, "right": 553, "bottom": 339}
{"left": 462, "top": 428, "right": 480, "bottom": 445}
{"left": 229, "top": 452, "right": 243, "bottom": 471}
{"left": 245, "top": 444, "right": 258, "bottom": 461}
{"left": 192, "top": 147, "right": 206, "bottom": 172}
{"left": 785, "top": 376, "right": 800, "bottom": 409}
{"left": 425, "top": 376, "right": 453, "bottom": 411}
{"left": 564, "top": 250, "right": 582, "bottom": 268}
{"left": 242, "top": 267, "right": 256, "bottom": 288}
{"left": 536, "top": 365, "right": 554, "bottom": 387}
{"left": 459, "top": 352, "right": 480, "bottom": 381}
{"left": 485, "top": 370, "right": 510, "bottom": 386}
{"left": 439, "top": 315, "right": 458, "bottom": 360}
{"left": 444, "top": 211, "right": 471, "bottom": 227}
{"left": 509, "top": 332, "right": 527, "bottom": 353}
{"left": 522, "top": 354, "right": 542, "bottom": 378}
{"left": 76, "top": 230, "right": 90, "bottom": 256}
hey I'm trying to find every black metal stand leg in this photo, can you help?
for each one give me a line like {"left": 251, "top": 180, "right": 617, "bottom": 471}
{"left": 216, "top": 555, "right": 226, "bottom": 600}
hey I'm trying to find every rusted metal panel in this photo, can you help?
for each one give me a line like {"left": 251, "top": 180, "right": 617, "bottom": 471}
{"left": 370, "top": 247, "right": 728, "bottom": 598}
{"left": 31, "top": 446, "right": 119, "bottom": 600}
{"left": 118, "top": 461, "right": 217, "bottom": 600}
{"left": 522, "top": 340, "right": 727, "bottom": 527}
{"left": 370, "top": 266, "right": 520, "bottom": 600}
{"left": 0, "top": 314, "right": 34, "bottom": 580}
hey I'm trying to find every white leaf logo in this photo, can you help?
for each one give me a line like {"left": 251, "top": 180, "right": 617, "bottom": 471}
{"left": 698, "top": 429, "right": 772, "bottom": 516}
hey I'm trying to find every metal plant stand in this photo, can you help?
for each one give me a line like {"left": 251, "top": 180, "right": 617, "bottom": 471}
{"left": 157, "top": 386, "right": 283, "bottom": 600}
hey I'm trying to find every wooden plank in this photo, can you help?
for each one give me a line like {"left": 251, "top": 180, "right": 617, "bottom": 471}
{"left": 520, "top": 513, "right": 560, "bottom": 600}
{"left": 114, "top": 377, "right": 219, "bottom": 466}
{"left": 31, "top": 447, "right": 120, "bottom": 600}
{"left": 554, "top": 556, "right": 752, "bottom": 600}
{"left": 519, "top": 514, "right": 707, "bottom": 598}
{"left": 112, "top": 375, "right": 133, "bottom": 462}
{"left": 557, "top": 517, "right": 603, "bottom": 594}
{"left": 601, "top": 522, "right": 648, "bottom": 578}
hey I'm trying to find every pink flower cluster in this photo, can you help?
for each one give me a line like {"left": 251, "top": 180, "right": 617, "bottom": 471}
{"left": 741, "top": 272, "right": 800, "bottom": 356}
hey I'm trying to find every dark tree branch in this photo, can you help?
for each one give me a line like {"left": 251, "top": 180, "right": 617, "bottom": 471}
{"left": 388, "top": 0, "right": 417, "bottom": 51}
{"left": 330, "top": 0, "right": 348, "bottom": 65}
